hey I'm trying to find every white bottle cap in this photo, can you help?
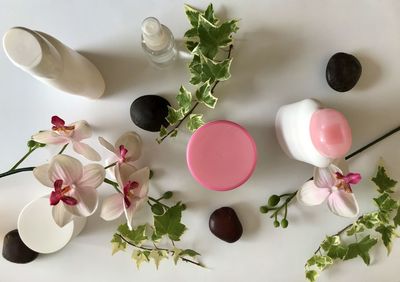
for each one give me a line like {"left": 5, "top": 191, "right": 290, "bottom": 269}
{"left": 142, "top": 17, "right": 169, "bottom": 51}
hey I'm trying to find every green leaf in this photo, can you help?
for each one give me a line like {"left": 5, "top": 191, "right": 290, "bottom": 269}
{"left": 195, "top": 81, "right": 217, "bottom": 108}
{"left": 184, "top": 4, "right": 201, "bottom": 28}
{"left": 344, "top": 235, "right": 377, "bottom": 265}
{"left": 111, "top": 234, "right": 126, "bottom": 255}
{"left": 159, "top": 125, "right": 168, "bottom": 138}
{"left": 180, "top": 249, "right": 200, "bottom": 257}
{"left": 327, "top": 245, "right": 348, "bottom": 260}
{"left": 117, "top": 224, "right": 147, "bottom": 246}
{"left": 305, "top": 270, "right": 319, "bottom": 282}
{"left": 374, "top": 193, "right": 398, "bottom": 213}
{"left": 184, "top": 28, "right": 198, "bottom": 38}
{"left": 372, "top": 166, "right": 397, "bottom": 194}
{"left": 186, "top": 40, "right": 198, "bottom": 52}
{"left": 197, "top": 16, "right": 239, "bottom": 58}
{"left": 151, "top": 203, "right": 165, "bottom": 216}
{"left": 359, "top": 212, "right": 380, "bottom": 229}
{"left": 170, "top": 129, "right": 178, "bottom": 138}
{"left": 176, "top": 86, "right": 192, "bottom": 113}
{"left": 166, "top": 106, "right": 185, "bottom": 125}
{"left": 375, "top": 224, "right": 395, "bottom": 254}
{"left": 154, "top": 202, "right": 187, "bottom": 241}
{"left": 321, "top": 235, "right": 340, "bottom": 251}
{"left": 203, "top": 3, "right": 218, "bottom": 24}
{"left": 394, "top": 207, "right": 400, "bottom": 227}
{"left": 149, "top": 250, "right": 168, "bottom": 269}
{"left": 347, "top": 223, "right": 365, "bottom": 236}
{"left": 200, "top": 55, "right": 232, "bottom": 84}
{"left": 187, "top": 114, "right": 205, "bottom": 132}
{"left": 189, "top": 55, "right": 203, "bottom": 85}
{"left": 306, "top": 255, "right": 333, "bottom": 270}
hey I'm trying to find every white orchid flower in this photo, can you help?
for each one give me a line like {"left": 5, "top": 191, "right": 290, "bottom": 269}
{"left": 98, "top": 131, "right": 142, "bottom": 173}
{"left": 32, "top": 116, "right": 101, "bottom": 161}
{"left": 297, "top": 164, "right": 361, "bottom": 217}
{"left": 100, "top": 165, "right": 150, "bottom": 230}
{"left": 33, "top": 155, "right": 105, "bottom": 227}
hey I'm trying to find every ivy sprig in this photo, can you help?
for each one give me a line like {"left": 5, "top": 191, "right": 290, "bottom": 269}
{"left": 111, "top": 191, "right": 203, "bottom": 269}
{"left": 305, "top": 164, "right": 399, "bottom": 282}
{"left": 157, "top": 3, "right": 239, "bottom": 143}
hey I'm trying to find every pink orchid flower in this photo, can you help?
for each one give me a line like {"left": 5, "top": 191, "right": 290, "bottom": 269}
{"left": 32, "top": 116, "right": 101, "bottom": 161}
{"left": 100, "top": 165, "right": 150, "bottom": 230}
{"left": 98, "top": 132, "right": 142, "bottom": 171}
{"left": 33, "top": 155, "right": 105, "bottom": 227}
{"left": 297, "top": 164, "right": 361, "bottom": 217}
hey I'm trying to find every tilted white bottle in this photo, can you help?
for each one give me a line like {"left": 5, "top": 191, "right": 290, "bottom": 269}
{"left": 2, "top": 27, "right": 105, "bottom": 99}
{"left": 141, "top": 17, "right": 177, "bottom": 67}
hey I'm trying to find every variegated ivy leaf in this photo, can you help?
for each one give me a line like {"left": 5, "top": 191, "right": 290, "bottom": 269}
{"left": 149, "top": 249, "right": 168, "bottom": 269}
{"left": 374, "top": 193, "right": 398, "bottom": 213}
{"left": 372, "top": 165, "right": 398, "bottom": 194}
{"left": 201, "top": 54, "right": 232, "bottom": 84}
{"left": 321, "top": 235, "right": 340, "bottom": 251}
{"left": 154, "top": 202, "right": 187, "bottom": 241}
{"left": 197, "top": 15, "right": 239, "bottom": 59}
{"left": 186, "top": 40, "right": 198, "bottom": 52}
{"left": 180, "top": 249, "right": 200, "bottom": 258}
{"left": 159, "top": 125, "right": 168, "bottom": 138}
{"left": 172, "top": 247, "right": 182, "bottom": 265}
{"left": 176, "top": 86, "right": 192, "bottom": 113}
{"left": 187, "top": 114, "right": 204, "bottom": 132}
{"left": 184, "top": 4, "right": 219, "bottom": 39}
{"left": 166, "top": 106, "right": 185, "bottom": 125}
{"left": 111, "top": 234, "right": 127, "bottom": 255}
{"left": 306, "top": 270, "right": 318, "bottom": 282}
{"left": 189, "top": 55, "right": 203, "bottom": 85}
{"left": 117, "top": 224, "right": 147, "bottom": 246}
{"left": 375, "top": 224, "right": 396, "bottom": 254}
{"left": 306, "top": 255, "right": 333, "bottom": 271}
{"left": 344, "top": 235, "right": 377, "bottom": 265}
{"left": 170, "top": 129, "right": 178, "bottom": 138}
{"left": 195, "top": 81, "right": 218, "bottom": 108}
{"left": 394, "top": 207, "right": 400, "bottom": 227}
{"left": 359, "top": 211, "right": 380, "bottom": 229}
{"left": 346, "top": 223, "right": 365, "bottom": 236}
{"left": 132, "top": 250, "right": 150, "bottom": 269}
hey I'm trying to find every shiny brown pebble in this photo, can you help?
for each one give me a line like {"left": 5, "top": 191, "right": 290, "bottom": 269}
{"left": 209, "top": 207, "right": 243, "bottom": 243}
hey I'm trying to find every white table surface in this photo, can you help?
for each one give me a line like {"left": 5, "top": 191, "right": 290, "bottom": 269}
{"left": 1, "top": 1, "right": 400, "bottom": 281}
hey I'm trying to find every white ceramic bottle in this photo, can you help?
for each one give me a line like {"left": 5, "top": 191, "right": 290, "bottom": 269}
{"left": 2, "top": 27, "right": 105, "bottom": 99}
{"left": 141, "top": 17, "right": 177, "bottom": 67}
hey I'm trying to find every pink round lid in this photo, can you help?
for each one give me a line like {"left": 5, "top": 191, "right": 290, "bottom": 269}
{"left": 186, "top": 120, "right": 257, "bottom": 191}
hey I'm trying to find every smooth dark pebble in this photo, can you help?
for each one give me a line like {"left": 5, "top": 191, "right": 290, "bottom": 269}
{"left": 326, "top": 52, "right": 362, "bottom": 92}
{"left": 2, "top": 229, "right": 38, "bottom": 263}
{"left": 130, "top": 95, "right": 170, "bottom": 132}
{"left": 209, "top": 207, "right": 243, "bottom": 243}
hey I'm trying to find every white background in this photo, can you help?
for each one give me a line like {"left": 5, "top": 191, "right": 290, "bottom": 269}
{"left": 0, "top": 0, "right": 400, "bottom": 281}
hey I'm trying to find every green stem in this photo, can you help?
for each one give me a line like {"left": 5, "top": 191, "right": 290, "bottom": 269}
{"left": 104, "top": 177, "right": 121, "bottom": 193}
{"left": 116, "top": 234, "right": 203, "bottom": 267}
{"left": 9, "top": 147, "right": 37, "bottom": 171}
{"left": 0, "top": 167, "right": 35, "bottom": 178}
{"left": 148, "top": 196, "right": 170, "bottom": 209}
{"left": 269, "top": 192, "right": 297, "bottom": 219}
{"left": 105, "top": 162, "right": 117, "bottom": 170}
{"left": 58, "top": 144, "right": 68, "bottom": 154}
{"left": 159, "top": 44, "right": 234, "bottom": 143}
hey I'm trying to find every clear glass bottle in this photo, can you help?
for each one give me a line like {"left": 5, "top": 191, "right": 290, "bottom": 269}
{"left": 141, "top": 17, "right": 177, "bottom": 68}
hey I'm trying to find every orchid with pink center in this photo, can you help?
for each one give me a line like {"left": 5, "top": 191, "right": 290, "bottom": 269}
{"left": 297, "top": 164, "right": 361, "bottom": 217}
{"left": 32, "top": 116, "right": 101, "bottom": 161}
{"left": 98, "top": 132, "right": 142, "bottom": 171}
{"left": 100, "top": 165, "right": 150, "bottom": 230}
{"left": 33, "top": 155, "right": 105, "bottom": 227}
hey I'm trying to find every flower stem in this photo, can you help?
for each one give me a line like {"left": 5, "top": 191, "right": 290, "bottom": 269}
{"left": 148, "top": 196, "right": 170, "bottom": 209}
{"left": 9, "top": 147, "right": 37, "bottom": 171}
{"left": 264, "top": 125, "right": 400, "bottom": 223}
{"left": 58, "top": 144, "right": 68, "bottom": 154}
{"left": 159, "top": 44, "right": 234, "bottom": 143}
{"left": 104, "top": 162, "right": 117, "bottom": 170}
{"left": 0, "top": 167, "right": 35, "bottom": 178}
{"left": 116, "top": 234, "right": 204, "bottom": 267}
{"left": 104, "top": 177, "right": 121, "bottom": 193}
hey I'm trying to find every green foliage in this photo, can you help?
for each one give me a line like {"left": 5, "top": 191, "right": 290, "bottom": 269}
{"left": 260, "top": 192, "right": 296, "bottom": 229}
{"left": 158, "top": 3, "right": 238, "bottom": 142}
{"left": 372, "top": 166, "right": 397, "bottom": 193}
{"left": 305, "top": 163, "right": 400, "bottom": 281}
{"left": 112, "top": 193, "right": 201, "bottom": 269}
